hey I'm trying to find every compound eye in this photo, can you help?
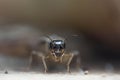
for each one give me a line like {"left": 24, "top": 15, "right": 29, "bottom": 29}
{"left": 49, "top": 42, "right": 54, "bottom": 49}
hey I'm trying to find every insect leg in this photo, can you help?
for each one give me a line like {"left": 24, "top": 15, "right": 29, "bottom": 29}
{"left": 41, "top": 55, "right": 48, "bottom": 73}
{"left": 66, "top": 53, "right": 74, "bottom": 73}
{"left": 60, "top": 54, "right": 64, "bottom": 63}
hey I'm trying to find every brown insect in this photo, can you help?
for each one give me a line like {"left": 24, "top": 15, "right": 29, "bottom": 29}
{"left": 28, "top": 34, "right": 77, "bottom": 73}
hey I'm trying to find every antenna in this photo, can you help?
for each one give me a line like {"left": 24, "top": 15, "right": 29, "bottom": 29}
{"left": 46, "top": 35, "right": 53, "bottom": 42}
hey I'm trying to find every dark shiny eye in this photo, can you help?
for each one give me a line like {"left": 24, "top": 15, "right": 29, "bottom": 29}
{"left": 49, "top": 43, "right": 53, "bottom": 49}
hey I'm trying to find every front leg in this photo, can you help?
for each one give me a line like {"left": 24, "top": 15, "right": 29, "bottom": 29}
{"left": 38, "top": 53, "right": 48, "bottom": 73}
{"left": 41, "top": 55, "right": 48, "bottom": 73}
{"left": 66, "top": 53, "right": 74, "bottom": 73}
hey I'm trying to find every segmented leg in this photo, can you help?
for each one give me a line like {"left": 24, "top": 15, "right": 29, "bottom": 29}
{"left": 28, "top": 51, "right": 37, "bottom": 70}
{"left": 60, "top": 54, "right": 64, "bottom": 63}
{"left": 37, "top": 52, "right": 48, "bottom": 73}
{"left": 41, "top": 56, "right": 48, "bottom": 73}
{"left": 67, "top": 53, "right": 74, "bottom": 73}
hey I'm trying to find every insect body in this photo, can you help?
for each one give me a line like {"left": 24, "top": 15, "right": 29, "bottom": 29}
{"left": 29, "top": 34, "right": 74, "bottom": 73}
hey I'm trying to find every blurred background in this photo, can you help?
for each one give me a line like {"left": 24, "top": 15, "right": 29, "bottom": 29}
{"left": 0, "top": 0, "right": 120, "bottom": 73}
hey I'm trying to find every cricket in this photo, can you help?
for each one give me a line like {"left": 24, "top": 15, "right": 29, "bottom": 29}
{"left": 28, "top": 34, "right": 79, "bottom": 73}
